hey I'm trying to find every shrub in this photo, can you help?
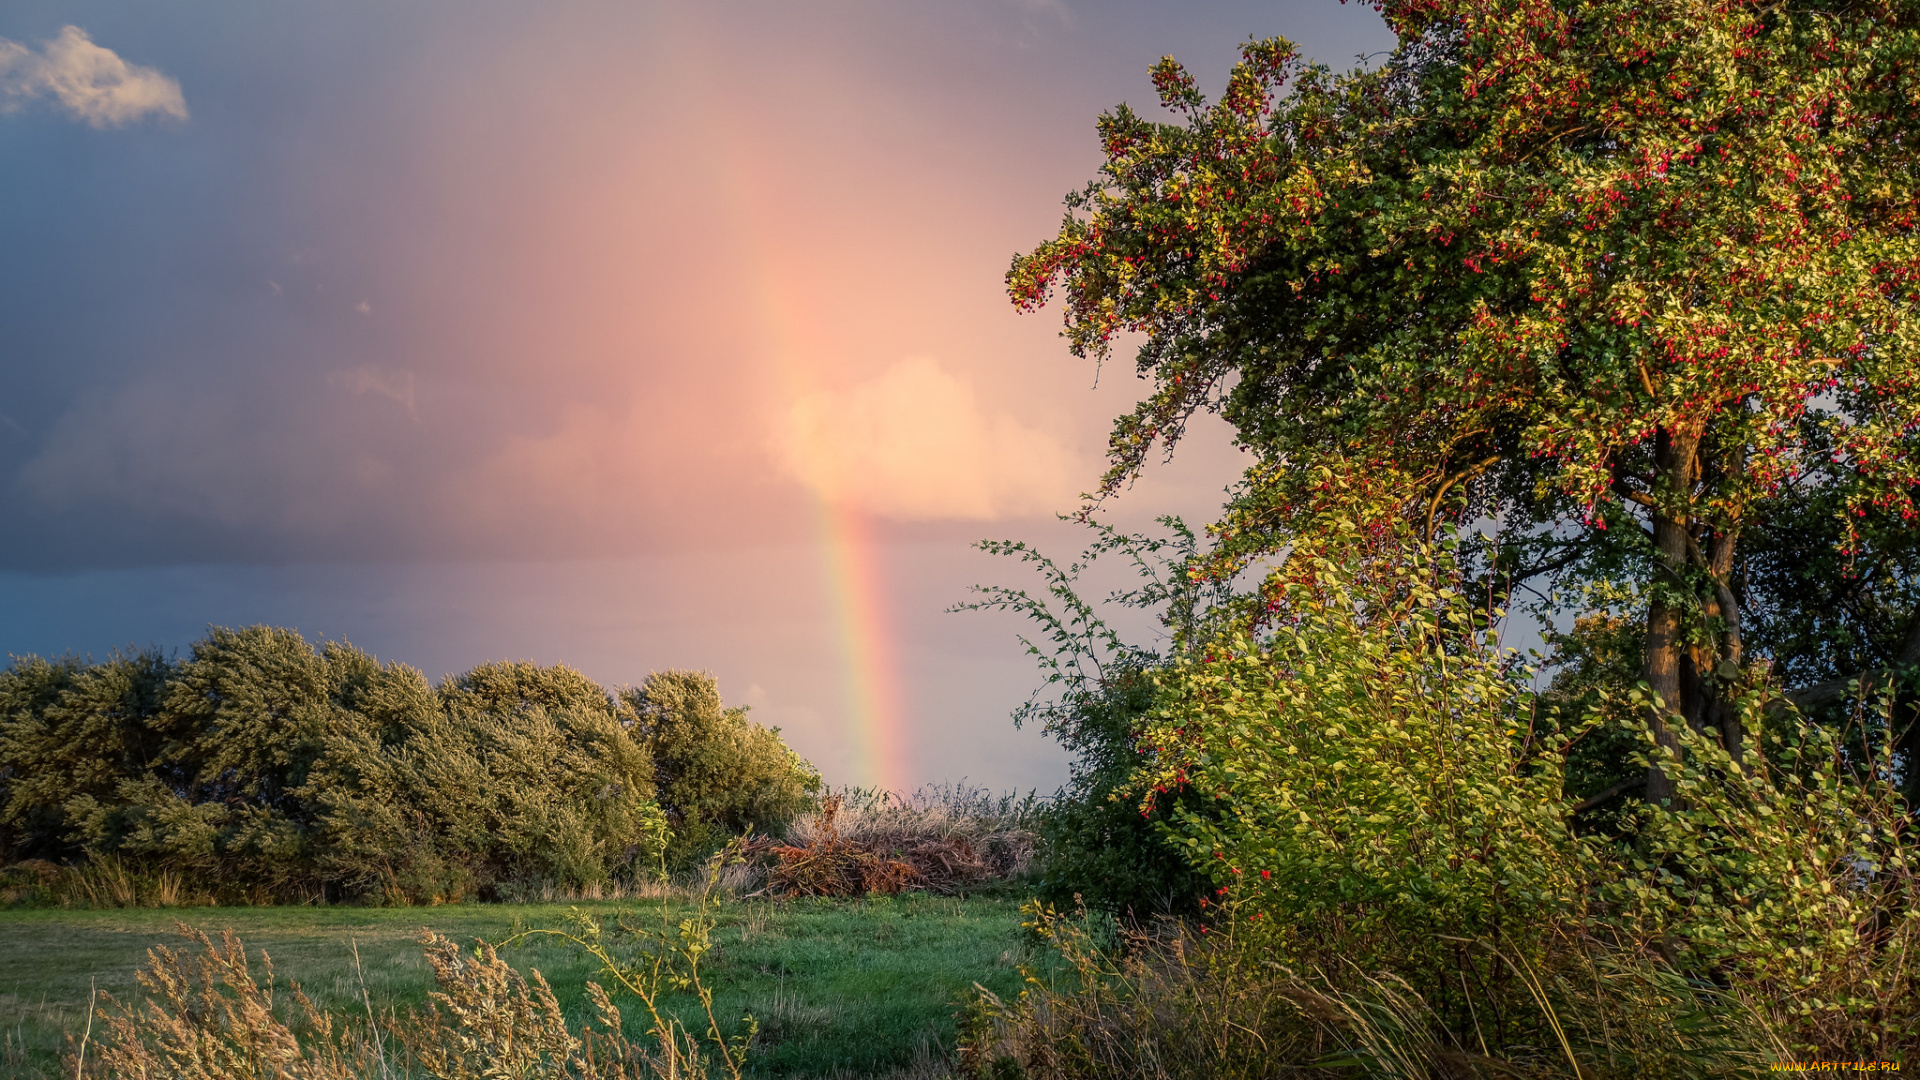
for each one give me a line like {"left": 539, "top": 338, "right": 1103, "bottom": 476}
{"left": 624, "top": 671, "right": 819, "bottom": 867}
{"left": 306, "top": 649, "right": 479, "bottom": 902}
{"left": 1026, "top": 666, "right": 1207, "bottom": 919}
{"left": 63, "top": 628, "right": 346, "bottom": 899}
{"left": 1138, "top": 541, "right": 1597, "bottom": 1016}
{"left": 960, "top": 519, "right": 1220, "bottom": 918}
{"left": 1611, "top": 695, "right": 1920, "bottom": 1055}
{"left": 1131, "top": 532, "right": 1920, "bottom": 1056}
{"left": 316, "top": 658, "right": 670, "bottom": 902}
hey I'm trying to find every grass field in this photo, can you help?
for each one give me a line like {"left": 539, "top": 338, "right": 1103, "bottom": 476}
{"left": 0, "top": 893, "right": 1038, "bottom": 1078}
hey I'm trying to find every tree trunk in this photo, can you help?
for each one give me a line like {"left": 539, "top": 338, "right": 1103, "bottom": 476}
{"left": 1702, "top": 449, "right": 1746, "bottom": 768}
{"left": 1703, "top": 572, "right": 1746, "bottom": 766}
{"left": 1643, "top": 427, "right": 1700, "bottom": 805}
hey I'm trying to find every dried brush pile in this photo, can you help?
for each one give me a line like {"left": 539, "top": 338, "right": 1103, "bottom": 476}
{"left": 744, "top": 787, "right": 1039, "bottom": 898}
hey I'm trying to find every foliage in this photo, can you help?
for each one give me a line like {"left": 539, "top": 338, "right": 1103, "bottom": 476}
{"left": 1011, "top": 0, "right": 1920, "bottom": 807}
{"left": 1012, "top": 0, "right": 1920, "bottom": 513}
{"left": 0, "top": 629, "right": 814, "bottom": 904}
{"left": 1125, "top": 533, "right": 1920, "bottom": 1054}
{"left": 1539, "top": 609, "right": 1649, "bottom": 829}
{"left": 0, "top": 651, "right": 172, "bottom": 862}
{"left": 1612, "top": 691, "right": 1920, "bottom": 1053}
{"left": 1735, "top": 484, "right": 1920, "bottom": 806}
{"left": 319, "top": 659, "right": 670, "bottom": 903}
{"left": 959, "top": 520, "right": 1216, "bottom": 918}
{"left": 1741, "top": 486, "right": 1920, "bottom": 694}
{"left": 994, "top": 5, "right": 1920, "bottom": 1059}
{"left": 622, "top": 671, "right": 820, "bottom": 869}
{"left": 1022, "top": 668, "right": 1204, "bottom": 919}
{"left": 62, "top": 628, "right": 357, "bottom": 899}
{"left": 1138, "top": 531, "right": 1598, "bottom": 995}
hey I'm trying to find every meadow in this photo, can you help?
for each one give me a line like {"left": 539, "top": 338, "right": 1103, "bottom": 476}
{"left": 0, "top": 893, "right": 1036, "bottom": 1079}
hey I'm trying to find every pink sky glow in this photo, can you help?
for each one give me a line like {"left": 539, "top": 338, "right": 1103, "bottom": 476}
{"left": 0, "top": 1, "right": 1393, "bottom": 790}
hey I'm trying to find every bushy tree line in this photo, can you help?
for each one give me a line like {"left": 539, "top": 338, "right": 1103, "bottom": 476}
{"left": 0, "top": 627, "right": 818, "bottom": 904}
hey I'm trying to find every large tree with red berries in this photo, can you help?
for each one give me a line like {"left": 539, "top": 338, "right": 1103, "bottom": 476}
{"left": 1012, "top": 0, "right": 1920, "bottom": 804}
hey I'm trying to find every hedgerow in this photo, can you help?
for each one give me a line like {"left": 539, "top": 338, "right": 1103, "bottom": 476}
{"left": 0, "top": 628, "right": 817, "bottom": 904}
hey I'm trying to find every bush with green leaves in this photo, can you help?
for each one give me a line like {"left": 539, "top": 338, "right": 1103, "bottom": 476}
{"left": 1024, "top": 665, "right": 1207, "bottom": 919}
{"left": 1130, "top": 529, "right": 1919, "bottom": 1055}
{"left": 623, "top": 670, "right": 820, "bottom": 868}
{"left": 1137, "top": 537, "right": 1597, "bottom": 994}
{"left": 316, "top": 658, "right": 670, "bottom": 902}
{"left": 961, "top": 519, "right": 1219, "bottom": 918}
{"left": 1610, "top": 691, "right": 1919, "bottom": 1053}
{"left": 0, "top": 629, "right": 815, "bottom": 904}
{"left": 61, "top": 627, "right": 352, "bottom": 898}
{"left": 0, "top": 650, "right": 172, "bottom": 863}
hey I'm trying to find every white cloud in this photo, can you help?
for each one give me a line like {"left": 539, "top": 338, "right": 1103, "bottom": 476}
{"left": 772, "top": 356, "right": 1082, "bottom": 520}
{"left": 0, "top": 26, "right": 187, "bottom": 128}
{"left": 327, "top": 365, "right": 416, "bottom": 416}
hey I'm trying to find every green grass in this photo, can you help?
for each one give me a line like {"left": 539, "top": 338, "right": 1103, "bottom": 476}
{"left": 0, "top": 893, "right": 1039, "bottom": 1078}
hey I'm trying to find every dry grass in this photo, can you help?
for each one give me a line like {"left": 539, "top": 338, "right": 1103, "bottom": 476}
{"left": 959, "top": 905, "right": 1774, "bottom": 1080}
{"left": 2, "top": 856, "right": 219, "bottom": 910}
{"left": 488, "top": 878, "right": 678, "bottom": 904}
{"left": 69, "top": 924, "right": 755, "bottom": 1080}
{"left": 83, "top": 926, "right": 375, "bottom": 1080}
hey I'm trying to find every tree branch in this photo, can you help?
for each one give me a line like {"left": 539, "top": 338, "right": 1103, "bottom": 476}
{"left": 1570, "top": 775, "right": 1645, "bottom": 814}
{"left": 1422, "top": 454, "right": 1502, "bottom": 539}
{"left": 1610, "top": 475, "right": 1656, "bottom": 510}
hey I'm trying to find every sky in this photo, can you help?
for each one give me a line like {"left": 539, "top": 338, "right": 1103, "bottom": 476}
{"left": 0, "top": 1, "right": 1396, "bottom": 792}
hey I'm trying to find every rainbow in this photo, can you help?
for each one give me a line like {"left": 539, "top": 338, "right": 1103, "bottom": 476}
{"left": 688, "top": 36, "right": 910, "bottom": 792}
{"left": 811, "top": 502, "right": 911, "bottom": 792}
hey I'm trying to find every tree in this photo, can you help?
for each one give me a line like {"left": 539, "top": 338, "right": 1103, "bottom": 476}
{"left": 1010, "top": 0, "right": 1920, "bottom": 804}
